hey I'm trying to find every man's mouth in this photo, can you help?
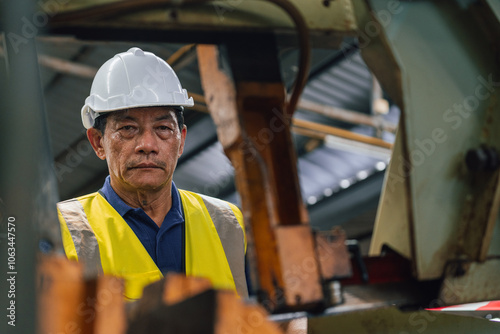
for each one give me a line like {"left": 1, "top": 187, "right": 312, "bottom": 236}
{"left": 131, "top": 163, "right": 163, "bottom": 169}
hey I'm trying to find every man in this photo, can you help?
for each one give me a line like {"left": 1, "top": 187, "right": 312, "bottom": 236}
{"left": 57, "top": 47, "right": 248, "bottom": 301}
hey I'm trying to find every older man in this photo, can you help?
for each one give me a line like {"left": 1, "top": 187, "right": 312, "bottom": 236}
{"left": 57, "top": 47, "right": 248, "bottom": 301}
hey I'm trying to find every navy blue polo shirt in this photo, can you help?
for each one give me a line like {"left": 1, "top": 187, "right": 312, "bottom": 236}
{"left": 100, "top": 176, "right": 184, "bottom": 274}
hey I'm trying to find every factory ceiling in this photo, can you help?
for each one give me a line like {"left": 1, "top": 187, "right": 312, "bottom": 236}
{"left": 2, "top": 0, "right": 398, "bottom": 249}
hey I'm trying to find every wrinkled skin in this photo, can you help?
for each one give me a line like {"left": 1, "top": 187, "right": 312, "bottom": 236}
{"left": 87, "top": 107, "right": 186, "bottom": 226}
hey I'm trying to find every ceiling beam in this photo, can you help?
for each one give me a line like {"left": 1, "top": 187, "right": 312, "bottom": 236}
{"left": 45, "top": 0, "right": 355, "bottom": 48}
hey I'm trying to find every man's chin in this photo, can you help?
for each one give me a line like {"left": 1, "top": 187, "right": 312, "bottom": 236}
{"left": 125, "top": 176, "right": 169, "bottom": 192}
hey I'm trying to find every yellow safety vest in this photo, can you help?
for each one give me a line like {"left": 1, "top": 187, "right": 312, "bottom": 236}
{"left": 57, "top": 189, "right": 248, "bottom": 301}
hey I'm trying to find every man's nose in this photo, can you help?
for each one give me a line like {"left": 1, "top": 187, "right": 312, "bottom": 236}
{"left": 136, "top": 128, "right": 159, "bottom": 154}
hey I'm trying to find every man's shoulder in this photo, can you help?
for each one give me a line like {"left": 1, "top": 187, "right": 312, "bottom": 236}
{"left": 178, "top": 189, "right": 229, "bottom": 204}
{"left": 57, "top": 192, "right": 101, "bottom": 208}
{"left": 178, "top": 189, "right": 241, "bottom": 214}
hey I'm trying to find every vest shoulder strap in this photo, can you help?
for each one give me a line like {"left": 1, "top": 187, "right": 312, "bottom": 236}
{"left": 179, "top": 190, "right": 248, "bottom": 298}
{"left": 57, "top": 193, "right": 104, "bottom": 277}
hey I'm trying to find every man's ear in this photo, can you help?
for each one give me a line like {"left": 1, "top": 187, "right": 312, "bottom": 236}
{"left": 178, "top": 125, "right": 187, "bottom": 158}
{"left": 87, "top": 128, "right": 106, "bottom": 160}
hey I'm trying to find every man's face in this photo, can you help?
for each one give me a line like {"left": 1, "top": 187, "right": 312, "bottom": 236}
{"left": 88, "top": 107, "right": 186, "bottom": 193}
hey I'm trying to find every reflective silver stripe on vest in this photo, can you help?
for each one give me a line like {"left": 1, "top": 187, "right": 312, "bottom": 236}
{"left": 57, "top": 199, "right": 103, "bottom": 277}
{"left": 200, "top": 194, "right": 249, "bottom": 298}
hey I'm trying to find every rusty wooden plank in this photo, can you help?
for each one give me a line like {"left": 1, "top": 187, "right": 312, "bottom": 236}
{"left": 162, "top": 274, "right": 212, "bottom": 305}
{"left": 215, "top": 291, "right": 284, "bottom": 334}
{"left": 128, "top": 274, "right": 284, "bottom": 334}
{"left": 94, "top": 276, "right": 126, "bottom": 334}
{"left": 37, "top": 255, "right": 90, "bottom": 334}
{"left": 277, "top": 317, "right": 308, "bottom": 334}
{"left": 38, "top": 256, "right": 128, "bottom": 334}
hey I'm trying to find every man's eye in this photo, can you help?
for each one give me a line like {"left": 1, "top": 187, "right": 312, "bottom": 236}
{"left": 121, "top": 125, "right": 134, "bottom": 131}
{"left": 158, "top": 126, "right": 172, "bottom": 131}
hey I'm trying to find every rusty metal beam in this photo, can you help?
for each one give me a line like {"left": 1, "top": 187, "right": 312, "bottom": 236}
{"left": 298, "top": 98, "right": 396, "bottom": 133}
{"left": 293, "top": 118, "right": 392, "bottom": 150}
{"left": 197, "top": 43, "right": 324, "bottom": 312}
{"left": 292, "top": 127, "right": 391, "bottom": 160}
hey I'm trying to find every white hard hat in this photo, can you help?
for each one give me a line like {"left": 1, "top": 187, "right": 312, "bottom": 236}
{"left": 81, "top": 47, "right": 194, "bottom": 129}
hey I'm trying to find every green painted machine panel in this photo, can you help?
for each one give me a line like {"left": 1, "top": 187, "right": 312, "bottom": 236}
{"left": 368, "top": 0, "right": 499, "bottom": 279}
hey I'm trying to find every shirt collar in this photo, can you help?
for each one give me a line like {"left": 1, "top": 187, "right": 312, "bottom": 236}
{"left": 167, "top": 181, "right": 183, "bottom": 222}
{"left": 100, "top": 176, "right": 132, "bottom": 216}
{"left": 100, "top": 175, "right": 183, "bottom": 221}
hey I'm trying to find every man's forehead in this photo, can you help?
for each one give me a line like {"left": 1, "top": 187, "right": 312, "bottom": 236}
{"left": 110, "top": 107, "right": 177, "bottom": 121}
